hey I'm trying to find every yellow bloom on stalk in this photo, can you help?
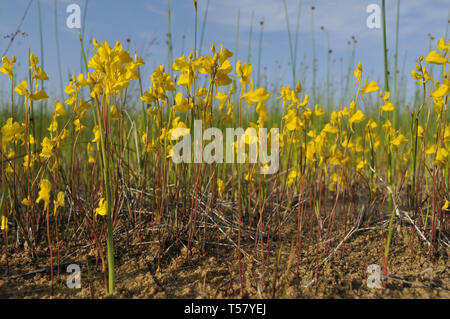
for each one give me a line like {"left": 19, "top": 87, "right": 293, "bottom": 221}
{"left": 74, "top": 119, "right": 85, "bottom": 132}
{"left": 381, "top": 101, "right": 395, "bottom": 112}
{"left": 23, "top": 153, "right": 37, "bottom": 169}
{"left": 95, "top": 198, "right": 107, "bottom": 216}
{"left": 53, "top": 192, "right": 65, "bottom": 215}
{"left": 357, "top": 159, "right": 368, "bottom": 171}
{"left": 348, "top": 110, "right": 366, "bottom": 132}
{"left": 432, "top": 83, "right": 449, "bottom": 99}
{"left": 173, "top": 92, "right": 193, "bottom": 112}
{"left": 48, "top": 117, "right": 58, "bottom": 133}
{"left": 425, "top": 144, "right": 436, "bottom": 155}
{"left": 314, "top": 105, "right": 325, "bottom": 116}
{"left": 284, "top": 108, "right": 301, "bottom": 131}
{"left": 34, "top": 66, "right": 49, "bottom": 81}
{"left": 141, "top": 133, "right": 155, "bottom": 153}
{"left": 1, "top": 117, "right": 25, "bottom": 149}
{"left": 30, "top": 89, "right": 49, "bottom": 101}
{"left": 321, "top": 123, "right": 338, "bottom": 135}
{"left": 0, "top": 55, "right": 16, "bottom": 83}
{"left": 40, "top": 137, "right": 57, "bottom": 159}
{"left": 14, "top": 79, "right": 29, "bottom": 97}
{"left": 354, "top": 61, "right": 363, "bottom": 85}
{"left": 54, "top": 100, "right": 66, "bottom": 117}
{"left": 437, "top": 37, "right": 449, "bottom": 53}
{"left": 1, "top": 216, "right": 7, "bottom": 231}
{"left": 87, "top": 143, "right": 96, "bottom": 164}
{"left": 390, "top": 133, "right": 408, "bottom": 147}
{"left": 21, "top": 196, "right": 31, "bottom": 207}
{"left": 417, "top": 125, "right": 424, "bottom": 138}
{"left": 36, "top": 179, "right": 52, "bottom": 211}
{"left": 434, "top": 147, "right": 448, "bottom": 167}
{"left": 366, "top": 119, "right": 378, "bottom": 131}
{"left": 235, "top": 60, "right": 252, "bottom": 84}
{"left": 110, "top": 105, "right": 121, "bottom": 120}
{"left": 442, "top": 200, "right": 450, "bottom": 212}
{"left": 329, "top": 172, "right": 342, "bottom": 191}
{"left": 348, "top": 110, "right": 366, "bottom": 124}
{"left": 360, "top": 78, "right": 379, "bottom": 101}
{"left": 29, "top": 52, "right": 39, "bottom": 70}
{"left": 425, "top": 50, "right": 448, "bottom": 64}
{"left": 287, "top": 170, "right": 299, "bottom": 186}
{"left": 169, "top": 117, "right": 190, "bottom": 140}
{"left": 243, "top": 88, "right": 270, "bottom": 104}
{"left": 217, "top": 178, "right": 225, "bottom": 199}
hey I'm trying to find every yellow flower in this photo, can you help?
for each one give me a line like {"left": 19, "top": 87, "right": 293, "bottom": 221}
{"left": 0, "top": 55, "right": 16, "bottom": 83}
{"left": 173, "top": 92, "right": 193, "bottom": 112}
{"left": 110, "top": 105, "right": 121, "bottom": 120}
{"left": 1, "top": 117, "right": 25, "bottom": 148}
{"left": 14, "top": 79, "right": 29, "bottom": 97}
{"left": 217, "top": 178, "right": 225, "bottom": 198}
{"left": 442, "top": 200, "right": 450, "bottom": 212}
{"left": 95, "top": 198, "right": 107, "bottom": 216}
{"left": 349, "top": 110, "right": 366, "bottom": 131}
{"left": 40, "top": 137, "right": 57, "bottom": 159}
{"left": 437, "top": 37, "right": 449, "bottom": 53}
{"left": 322, "top": 123, "right": 339, "bottom": 135}
{"left": 74, "top": 119, "right": 85, "bottom": 132}
{"left": 169, "top": 117, "right": 190, "bottom": 140}
{"left": 30, "top": 89, "right": 49, "bottom": 101}
{"left": 1, "top": 216, "right": 7, "bottom": 231}
{"left": 54, "top": 100, "right": 66, "bottom": 117}
{"left": 360, "top": 78, "right": 379, "bottom": 101}
{"left": 284, "top": 108, "right": 301, "bottom": 131}
{"left": 243, "top": 88, "right": 270, "bottom": 104}
{"left": 381, "top": 101, "right": 395, "bottom": 112}
{"left": 53, "top": 192, "right": 65, "bottom": 215}
{"left": 390, "top": 134, "right": 408, "bottom": 147}
{"left": 21, "top": 196, "right": 31, "bottom": 206}
{"left": 36, "top": 179, "right": 52, "bottom": 211}
{"left": 354, "top": 61, "right": 363, "bottom": 85}
{"left": 434, "top": 147, "right": 448, "bottom": 167}
{"left": 314, "top": 104, "right": 325, "bottom": 116}
{"left": 236, "top": 60, "right": 252, "bottom": 84}
{"left": 425, "top": 50, "right": 447, "bottom": 64}
{"left": 432, "top": 84, "right": 449, "bottom": 99}
{"left": 357, "top": 159, "right": 368, "bottom": 170}
{"left": 287, "top": 170, "right": 299, "bottom": 186}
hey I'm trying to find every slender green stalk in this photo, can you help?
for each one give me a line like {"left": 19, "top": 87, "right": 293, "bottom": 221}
{"left": 381, "top": 0, "right": 390, "bottom": 92}
{"left": 81, "top": 0, "right": 89, "bottom": 74}
{"left": 198, "top": 0, "right": 210, "bottom": 56}
{"left": 283, "top": 0, "right": 296, "bottom": 87}
{"left": 311, "top": 6, "right": 317, "bottom": 103}
{"left": 37, "top": 0, "right": 44, "bottom": 90}
{"left": 235, "top": 8, "right": 240, "bottom": 68}
{"left": 247, "top": 11, "right": 254, "bottom": 63}
{"left": 256, "top": 19, "right": 264, "bottom": 88}
{"left": 167, "top": 0, "right": 173, "bottom": 77}
{"left": 193, "top": 0, "right": 198, "bottom": 58}
{"left": 78, "top": 30, "right": 114, "bottom": 294}
{"left": 293, "top": 0, "right": 303, "bottom": 71}
{"left": 393, "top": 0, "right": 400, "bottom": 105}
{"left": 54, "top": 0, "right": 64, "bottom": 101}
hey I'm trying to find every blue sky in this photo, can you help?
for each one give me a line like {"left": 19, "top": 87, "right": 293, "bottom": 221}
{"left": 0, "top": 0, "right": 449, "bottom": 104}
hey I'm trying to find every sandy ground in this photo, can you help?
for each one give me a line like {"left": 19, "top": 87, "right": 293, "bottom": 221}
{"left": 0, "top": 221, "right": 448, "bottom": 299}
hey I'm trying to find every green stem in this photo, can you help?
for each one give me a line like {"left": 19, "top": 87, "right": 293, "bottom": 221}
{"left": 381, "top": 0, "right": 390, "bottom": 92}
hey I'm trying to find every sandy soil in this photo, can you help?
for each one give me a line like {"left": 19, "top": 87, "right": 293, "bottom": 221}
{"left": 0, "top": 221, "right": 448, "bottom": 299}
